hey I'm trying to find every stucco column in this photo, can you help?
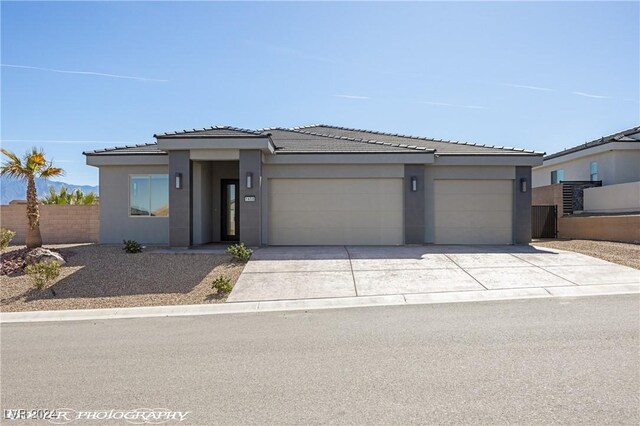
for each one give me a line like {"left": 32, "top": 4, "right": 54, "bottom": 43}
{"left": 404, "top": 164, "right": 426, "bottom": 244}
{"left": 514, "top": 166, "right": 532, "bottom": 244}
{"left": 169, "top": 150, "right": 191, "bottom": 247}
{"left": 239, "top": 150, "right": 262, "bottom": 246}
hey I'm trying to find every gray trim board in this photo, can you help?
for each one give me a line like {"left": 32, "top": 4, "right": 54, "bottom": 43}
{"left": 239, "top": 150, "right": 262, "bottom": 246}
{"left": 404, "top": 165, "right": 425, "bottom": 244}
{"left": 513, "top": 166, "right": 532, "bottom": 244}
{"left": 168, "top": 151, "right": 192, "bottom": 247}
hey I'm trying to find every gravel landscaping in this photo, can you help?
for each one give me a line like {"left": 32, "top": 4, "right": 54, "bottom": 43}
{"left": 534, "top": 239, "right": 640, "bottom": 270}
{"left": 1, "top": 244, "right": 244, "bottom": 312}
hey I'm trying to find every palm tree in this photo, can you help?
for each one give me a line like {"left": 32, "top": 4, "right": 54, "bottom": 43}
{"left": 1, "top": 148, "right": 64, "bottom": 248}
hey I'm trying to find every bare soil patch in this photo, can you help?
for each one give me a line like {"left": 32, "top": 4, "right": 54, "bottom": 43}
{"left": 1, "top": 244, "right": 244, "bottom": 312}
{"left": 534, "top": 239, "right": 640, "bottom": 270}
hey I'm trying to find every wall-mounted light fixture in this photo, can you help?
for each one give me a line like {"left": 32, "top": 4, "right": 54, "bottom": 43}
{"left": 411, "top": 176, "right": 418, "bottom": 192}
{"left": 175, "top": 172, "right": 182, "bottom": 189}
{"left": 246, "top": 172, "right": 253, "bottom": 189}
{"left": 520, "top": 177, "right": 527, "bottom": 193}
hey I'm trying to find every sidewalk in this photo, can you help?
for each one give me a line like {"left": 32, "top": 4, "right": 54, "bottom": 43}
{"left": 2, "top": 283, "right": 638, "bottom": 323}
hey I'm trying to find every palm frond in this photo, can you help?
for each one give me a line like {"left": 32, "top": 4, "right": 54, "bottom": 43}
{"left": 39, "top": 166, "right": 64, "bottom": 178}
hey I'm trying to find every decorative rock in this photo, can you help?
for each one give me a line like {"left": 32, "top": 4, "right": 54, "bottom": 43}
{"left": 25, "top": 248, "right": 66, "bottom": 266}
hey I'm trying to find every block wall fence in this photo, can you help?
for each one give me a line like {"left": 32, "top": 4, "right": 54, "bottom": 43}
{"left": 0, "top": 204, "right": 99, "bottom": 244}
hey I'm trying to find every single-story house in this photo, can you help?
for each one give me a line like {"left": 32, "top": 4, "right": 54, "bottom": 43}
{"left": 84, "top": 124, "right": 543, "bottom": 247}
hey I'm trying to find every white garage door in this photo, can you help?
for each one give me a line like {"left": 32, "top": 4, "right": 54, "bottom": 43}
{"left": 434, "top": 180, "right": 513, "bottom": 244}
{"left": 268, "top": 178, "right": 403, "bottom": 245}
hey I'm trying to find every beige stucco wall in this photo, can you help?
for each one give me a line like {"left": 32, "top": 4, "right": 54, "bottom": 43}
{"left": 558, "top": 215, "right": 640, "bottom": 243}
{"left": 583, "top": 182, "right": 640, "bottom": 213}
{"left": 0, "top": 204, "right": 99, "bottom": 244}
{"left": 532, "top": 144, "right": 640, "bottom": 187}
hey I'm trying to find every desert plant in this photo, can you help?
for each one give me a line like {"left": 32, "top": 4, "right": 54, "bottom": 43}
{"left": 123, "top": 240, "right": 143, "bottom": 253}
{"left": 41, "top": 185, "right": 98, "bottom": 205}
{"left": 25, "top": 260, "right": 61, "bottom": 290}
{"left": 0, "top": 228, "right": 16, "bottom": 248}
{"left": 226, "top": 242, "right": 253, "bottom": 263}
{"left": 0, "top": 148, "right": 64, "bottom": 248}
{"left": 211, "top": 275, "right": 233, "bottom": 295}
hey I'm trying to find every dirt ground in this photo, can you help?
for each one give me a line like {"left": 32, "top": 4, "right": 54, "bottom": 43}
{"left": 533, "top": 239, "right": 640, "bottom": 270}
{"left": 1, "top": 244, "right": 244, "bottom": 312}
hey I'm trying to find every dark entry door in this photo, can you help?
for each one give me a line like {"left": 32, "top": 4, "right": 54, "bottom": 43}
{"left": 532, "top": 205, "right": 557, "bottom": 239}
{"left": 221, "top": 179, "right": 239, "bottom": 241}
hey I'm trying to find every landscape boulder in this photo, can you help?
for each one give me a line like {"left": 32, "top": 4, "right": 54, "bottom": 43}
{"left": 25, "top": 248, "right": 66, "bottom": 266}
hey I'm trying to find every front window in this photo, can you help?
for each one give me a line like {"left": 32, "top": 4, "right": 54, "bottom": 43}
{"left": 130, "top": 175, "right": 169, "bottom": 216}
{"left": 590, "top": 161, "right": 598, "bottom": 181}
{"left": 551, "top": 169, "right": 564, "bottom": 184}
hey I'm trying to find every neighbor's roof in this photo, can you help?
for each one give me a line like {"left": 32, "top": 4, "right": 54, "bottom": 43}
{"left": 544, "top": 125, "right": 640, "bottom": 161}
{"left": 84, "top": 124, "right": 544, "bottom": 156}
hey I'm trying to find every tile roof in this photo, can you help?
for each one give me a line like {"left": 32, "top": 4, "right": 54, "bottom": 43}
{"left": 544, "top": 125, "right": 640, "bottom": 161}
{"left": 292, "top": 124, "right": 542, "bottom": 155}
{"left": 85, "top": 124, "right": 546, "bottom": 156}
{"left": 83, "top": 143, "right": 165, "bottom": 156}
{"left": 261, "top": 128, "right": 432, "bottom": 153}
{"left": 154, "top": 125, "right": 263, "bottom": 138}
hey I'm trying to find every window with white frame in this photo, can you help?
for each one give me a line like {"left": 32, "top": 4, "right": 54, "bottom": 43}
{"left": 129, "top": 175, "right": 169, "bottom": 216}
{"left": 551, "top": 169, "right": 564, "bottom": 184}
{"left": 590, "top": 161, "right": 598, "bottom": 181}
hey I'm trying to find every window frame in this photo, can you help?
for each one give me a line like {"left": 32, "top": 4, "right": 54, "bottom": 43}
{"left": 551, "top": 169, "right": 564, "bottom": 184}
{"left": 128, "top": 174, "right": 169, "bottom": 218}
{"left": 590, "top": 161, "right": 598, "bottom": 182}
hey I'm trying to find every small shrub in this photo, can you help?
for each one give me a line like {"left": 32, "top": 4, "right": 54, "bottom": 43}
{"left": 0, "top": 228, "right": 16, "bottom": 248}
{"left": 123, "top": 240, "right": 143, "bottom": 253}
{"left": 25, "top": 260, "right": 61, "bottom": 290}
{"left": 212, "top": 275, "right": 233, "bottom": 295}
{"left": 226, "top": 243, "right": 253, "bottom": 263}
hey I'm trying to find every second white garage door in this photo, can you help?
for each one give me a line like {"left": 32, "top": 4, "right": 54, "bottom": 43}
{"left": 434, "top": 179, "right": 513, "bottom": 244}
{"left": 268, "top": 178, "right": 403, "bottom": 245}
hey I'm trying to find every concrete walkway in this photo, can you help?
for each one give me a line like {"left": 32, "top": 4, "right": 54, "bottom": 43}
{"left": 228, "top": 245, "right": 640, "bottom": 302}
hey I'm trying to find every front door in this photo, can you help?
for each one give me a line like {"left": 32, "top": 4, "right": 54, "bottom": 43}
{"left": 221, "top": 179, "right": 239, "bottom": 241}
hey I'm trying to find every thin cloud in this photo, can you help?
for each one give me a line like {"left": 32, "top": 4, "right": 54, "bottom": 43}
{"left": 416, "top": 101, "right": 488, "bottom": 110}
{"left": 1, "top": 139, "right": 144, "bottom": 145}
{"left": 571, "top": 91, "right": 610, "bottom": 99}
{"left": 1, "top": 64, "right": 168, "bottom": 82}
{"left": 333, "top": 94, "right": 370, "bottom": 100}
{"left": 501, "top": 83, "right": 555, "bottom": 92}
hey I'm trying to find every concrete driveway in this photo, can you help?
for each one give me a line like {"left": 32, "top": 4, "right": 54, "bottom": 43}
{"left": 227, "top": 245, "right": 640, "bottom": 302}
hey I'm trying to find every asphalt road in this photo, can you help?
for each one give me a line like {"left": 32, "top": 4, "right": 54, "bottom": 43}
{"left": 2, "top": 295, "right": 639, "bottom": 425}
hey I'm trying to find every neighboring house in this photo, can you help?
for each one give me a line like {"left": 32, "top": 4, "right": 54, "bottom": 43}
{"left": 531, "top": 126, "right": 640, "bottom": 242}
{"left": 533, "top": 126, "right": 640, "bottom": 214}
{"left": 533, "top": 125, "right": 640, "bottom": 187}
{"left": 84, "top": 124, "right": 543, "bottom": 247}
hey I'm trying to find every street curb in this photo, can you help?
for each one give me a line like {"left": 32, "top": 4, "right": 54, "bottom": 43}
{"left": 1, "top": 284, "right": 638, "bottom": 324}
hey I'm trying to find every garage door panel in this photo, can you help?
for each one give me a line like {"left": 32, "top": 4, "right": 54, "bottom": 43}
{"left": 269, "top": 226, "right": 403, "bottom": 246}
{"left": 434, "top": 180, "right": 512, "bottom": 195}
{"left": 270, "top": 209, "right": 402, "bottom": 230}
{"left": 269, "top": 178, "right": 403, "bottom": 245}
{"left": 437, "top": 227, "right": 512, "bottom": 245}
{"left": 434, "top": 179, "right": 513, "bottom": 244}
{"left": 271, "top": 193, "right": 399, "bottom": 212}
{"left": 436, "top": 210, "right": 512, "bottom": 228}
{"left": 434, "top": 194, "right": 513, "bottom": 212}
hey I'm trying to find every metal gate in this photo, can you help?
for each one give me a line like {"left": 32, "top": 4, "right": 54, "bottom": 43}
{"left": 532, "top": 205, "right": 557, "bottom": 239}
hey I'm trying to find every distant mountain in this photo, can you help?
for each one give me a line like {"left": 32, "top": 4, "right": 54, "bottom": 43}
{"left": 0, "top": 176, "right": 99, "bottom": 205}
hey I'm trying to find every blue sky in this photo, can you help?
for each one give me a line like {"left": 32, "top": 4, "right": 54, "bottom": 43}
{"left": 2, "top": 1, "right": 638, "bottom": 186}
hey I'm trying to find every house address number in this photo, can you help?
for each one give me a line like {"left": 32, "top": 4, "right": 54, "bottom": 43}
{"left": 244, "top": 196, "right": 256, "bottom": 202}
